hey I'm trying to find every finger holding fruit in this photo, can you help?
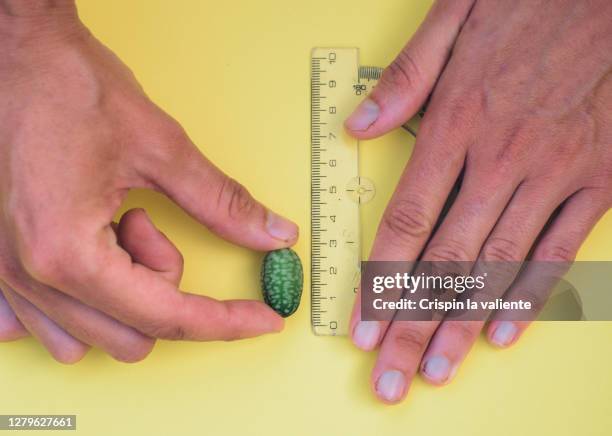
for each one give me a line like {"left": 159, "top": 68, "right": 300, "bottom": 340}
{"left": 0, "top": 2, "right": 299, "bottom": 363}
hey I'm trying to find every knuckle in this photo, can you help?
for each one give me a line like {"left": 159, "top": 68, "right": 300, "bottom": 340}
{"left": 424, "top": 89, "right": 482, "bottom": 139}
{"left": 15, "top": 218, "right": 102, "bottom": 286}
{"left": 20, "top": 239, "right": 71, "bottom": 285}
{"left": 535, "top": 244, "right": 576, "bottom": 263}
{"left": 215, "top": 177, "right": 255, "bottom": 221}
{"left": 391, "top": 328, "right": 429, "bottom": 354}
{"left": 425, "top": 241, "right": 471, "bottom": 263}
{"left": 161, "top": 324, "right": 187, "bottom": 341}
{"left": 381, "top": 49, "right": 422, "bottom": 93}
{"left": 382, "top": 199, "right": 433, "bottom": 243}
{"left": 138, "top": 295, "right": 189, "bottom": 341}
{"left": 142, "top": 319, "right": 187, "bottom": 341}
{"left": 481, "top": 237, "right": 523, "bottom": 262}
{"left": 20, "top": 237, "right": 95, "bottom": 287}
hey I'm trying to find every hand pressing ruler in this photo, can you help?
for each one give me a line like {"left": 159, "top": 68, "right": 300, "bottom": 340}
{"left": 310, "top": 47, "right": 421, "bottom": 336}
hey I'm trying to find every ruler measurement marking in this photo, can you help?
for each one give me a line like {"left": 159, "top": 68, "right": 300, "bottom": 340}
{"left": 311, "top": 51, "right": 324, "bottom": 333}
{"left": 311, "top": 48, "right": 363, "bottom": 336}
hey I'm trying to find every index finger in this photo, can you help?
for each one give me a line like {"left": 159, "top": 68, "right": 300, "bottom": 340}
{"left": 25, "top": 228, "right": 284, "bottom": 342}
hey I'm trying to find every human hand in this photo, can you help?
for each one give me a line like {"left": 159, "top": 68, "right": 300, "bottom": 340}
{"left": 0, "top": 2, "right": 298, "bottom": 363}
{"left": 346, "top": 0, "right": 612, "bottom": 403}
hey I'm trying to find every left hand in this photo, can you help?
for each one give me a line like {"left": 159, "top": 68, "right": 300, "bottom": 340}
{"left": 345, "top": 0, "right": 612, "bottom": 404}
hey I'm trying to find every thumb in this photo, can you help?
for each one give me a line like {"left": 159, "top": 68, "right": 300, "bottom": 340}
{"left": 344, "top": 0, "right": 475, "bottom": 138}
{"left": 147, "top": 129, "right": 298, "bottom": 251}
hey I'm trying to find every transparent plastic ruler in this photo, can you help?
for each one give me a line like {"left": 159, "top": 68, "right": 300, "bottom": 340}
{"left": 310, "top": 48, "right": 421, "bottom": 336}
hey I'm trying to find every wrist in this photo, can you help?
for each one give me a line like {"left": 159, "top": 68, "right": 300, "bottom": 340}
{"left": 0, "top": 0, "right": 83, "bottom": 50}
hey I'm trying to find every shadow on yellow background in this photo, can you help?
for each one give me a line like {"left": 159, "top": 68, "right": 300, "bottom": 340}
{"left": 1, "top": 1, "right": 611, "bottom": 435}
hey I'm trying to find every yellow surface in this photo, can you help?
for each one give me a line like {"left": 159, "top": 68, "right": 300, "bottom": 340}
{"left": 1, "top": 1, "right": 611, "bottom": 435}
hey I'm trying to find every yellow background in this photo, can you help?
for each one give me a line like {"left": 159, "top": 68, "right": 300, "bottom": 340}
{"left": 1, "top": 1, "right": 611, "bottom": 435}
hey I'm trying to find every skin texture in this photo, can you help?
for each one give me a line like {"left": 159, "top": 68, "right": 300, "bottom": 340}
{"left": 346, "top": 0, "right": 612, "bottom": 404}
{"left": 261, "top": 248, "right": 303, "bottom": 317}
{"left": 0, "top": 2, "right": 299, "bottom": 363}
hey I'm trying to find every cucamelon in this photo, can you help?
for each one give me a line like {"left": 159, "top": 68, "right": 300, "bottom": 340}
{"left": 261, "top": 248, "right": 303, "bottom": 317}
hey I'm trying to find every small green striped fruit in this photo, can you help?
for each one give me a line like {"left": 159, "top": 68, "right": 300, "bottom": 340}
{"left": 261, "top": 248, "right": 303, "bottom": 317}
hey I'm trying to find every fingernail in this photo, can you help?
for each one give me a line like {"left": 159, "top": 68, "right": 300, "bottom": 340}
{"left": 376, "top": 370, "right": 406, "bottom": 403}
{"left": 422, "top": 356, "right": 452, "bottom": 383}
{"left": 491, "top": 321, "right": 518, "bottom": 347}
{"left": 266, "top": 210, "right": 298, "bottom": 242}
{"left": 345, "top": 98, "right": 380, "bottom": 131}
{"left": 352, "top": 321, "right": 380, "bottom": 351}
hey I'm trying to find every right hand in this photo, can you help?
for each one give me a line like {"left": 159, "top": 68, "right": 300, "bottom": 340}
{"left": 0, "top": 4, "right": 298, "bottom": 363}
{"left": 344, "top": 0, "right": 611, "bottom": 404}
